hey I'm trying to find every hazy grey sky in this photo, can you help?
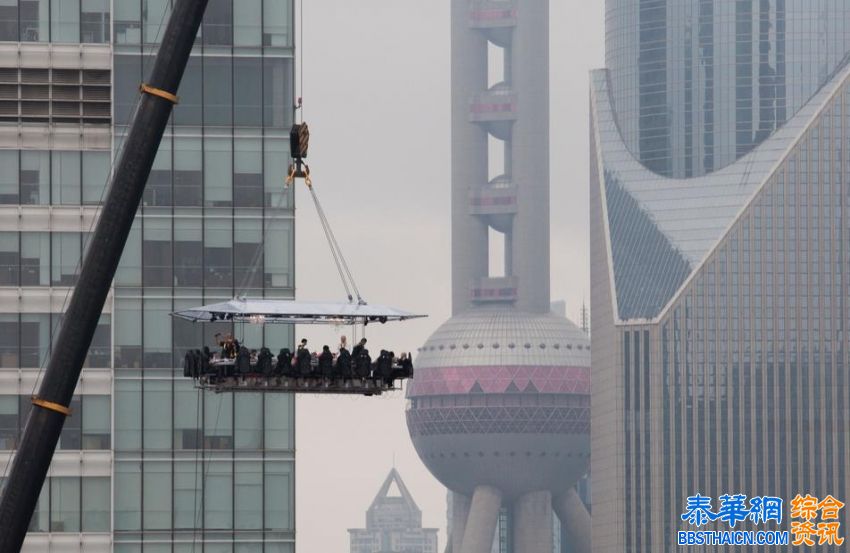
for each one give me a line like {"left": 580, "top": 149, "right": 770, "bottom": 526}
{"left": 293, "top": 1, "right": 604, "bottom": 550}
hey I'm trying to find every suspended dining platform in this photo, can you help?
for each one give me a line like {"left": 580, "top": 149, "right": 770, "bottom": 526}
{"left": 173, "top": 297, "right": 424, "bottom": 395}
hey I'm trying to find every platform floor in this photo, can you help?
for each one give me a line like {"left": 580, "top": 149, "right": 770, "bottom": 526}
{"left": 193, "top": 374, "right": 406, "bottom": 395}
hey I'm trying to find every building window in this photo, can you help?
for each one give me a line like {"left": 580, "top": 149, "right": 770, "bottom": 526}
{"left": 235, "top": 460, "right": 263, "bottom": 529}
{"left": 173, "top": 217, "right": 203, "bottom": 287}
{"left": 234, "top": 0, "right": 261, "bottom": 47}
{"left": 264, "top": 460, "right": 294, "bottom": 530}
{"left": 205, "top": 460, "right": 233, "bottom": 529}
{"left": 19, "top": 0, "right": 48, "bottom": 42}
{"left": 263, "top": 57, "right": 293, "bottom": 128}
{"left": 50, "top": 476, "right": 81, "bottom": 532}
{"left": 0, "top": 150, "right": 19, "bottom": 203}
{"left": 263, "top": 0, "right": 292, "bottom": 48}
{"left": 0, "top": 396, "right": 17, "bottom": 449}
{"left": 52, "top": 151, "right": 81, "bottom": 205}
{"left": 0, "top": 1, "right": 18, "bottom": 41}
{"left": 0, "top": 233, "right": 18, "bottom": 286}
{"left": 203, "top": 0, "right": 232, "bottom": 46}
{"left": 80, "top": 0, "right": 109, "bottom": 43}
{"left": 82, "top": 476, "right": 110, "bottom": 531}
{"left": 20, "top": 150, "right": 49, "bottom": 204}
{"left": 204, "top": 216, "right": 233, "bottom": 289}
{"left": 52, "top": 0, "right": 80, "bottom": 42}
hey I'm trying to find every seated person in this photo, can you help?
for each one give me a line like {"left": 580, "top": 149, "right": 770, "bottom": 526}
{"left": 336, "top": 347, "right": 352, "bottom": 379}
{"left": 183, "top": 350, "right": 194, "bottom": 378}
{"left": 318, "top": 345, "right": 333, "bottom": 377}
{"left": 258, "top": 347, "right": 274, "bottom": 376}
{"left": 372, "top": 350, "right": 387, "bottom": 381}
{"left": 392, "top": 352, "right": 413, "bottom": 379}
{"left": 354, "top": 347, "right": 371, "bottom": 379}
{"left": 193, "top": 349, "right": 205, "bottom": 378}
{"left": 296, "top": 344, "right": 312, "bottom": 377}
{"left": 352, "top": 338, "right": 367, "bottom": 358}
{"left": 380, "top": 350, "right": 396, "bottom": 385}
{"left": 401, "top": 353, "right": 413, "bottom": 377}
{"left": 276, "top": 348, "right": 293, "bottom": 377}
{"left": 200, "top": 346, "right": 214, "bottom": 378}
{"left": 236, "top": 346, "right": 251, "bottom": 376}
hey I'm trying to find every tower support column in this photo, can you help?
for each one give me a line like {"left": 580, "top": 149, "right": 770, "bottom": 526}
{"left": 512, "top": 490, "right": 553, "bottom": 553}
{"left": 553, "top": 487, "right": 591, "bottom": 553}
{"left": 460, "top": 485, "right": 502, "bottom": 553}
{"left": 450, "top": 492, "right": 471, "bottom": 553}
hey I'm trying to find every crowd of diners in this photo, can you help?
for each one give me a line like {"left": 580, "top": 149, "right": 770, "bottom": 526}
{"left": 182, "top": 333, "right": 413, "bottom": 386}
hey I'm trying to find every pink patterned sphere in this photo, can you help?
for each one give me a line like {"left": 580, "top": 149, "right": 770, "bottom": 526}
{"left": 406, "top": 308, "right": 591, "bottom": 499}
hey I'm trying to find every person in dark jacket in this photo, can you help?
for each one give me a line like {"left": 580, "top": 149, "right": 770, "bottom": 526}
{"left": 183, "top": 350, "right": 194, "bottom": 378}
{"left": 355, "top": 346, "right": 371, "bottom": 379}
{"left": 352, "top": 338, "right": 367, "bottom": 358}
{"left": 296, "top": 343, "right": 312, "bottom": 377}
{"left": 318, "top": 345, "right": 333, "bottom": 378}
{"left": 200, "top": 347, "right": 212, "bottom": 378}
{"left": 276, "top": 348, "right": 292, "bottom": 377}
{"left": 336, "top": 347, "right": 352, "bottom": 379}
{"left": 258, "top": 347, "right": 274, "bottom": 376}
{"left": 236, "top": 346, "right": 251, "bottom": 376}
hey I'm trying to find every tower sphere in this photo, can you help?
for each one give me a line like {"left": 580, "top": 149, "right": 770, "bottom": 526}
{"left": 406, "top": 308, "right": 590, "bottom": 500}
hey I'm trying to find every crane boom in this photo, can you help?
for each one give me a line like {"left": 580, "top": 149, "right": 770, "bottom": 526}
{"left": 0, "top": 1, "right": 210, "bottom": 549}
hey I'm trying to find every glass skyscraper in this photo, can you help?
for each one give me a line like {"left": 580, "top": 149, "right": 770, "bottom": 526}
{"left": 591, "top": 1, "right": 850, "bottom": 551}
{"left": 0, "top": 1, "right": 296, "bottom": 551}
{"left": 606, "top": 0, "right": 850, "bottom": 178}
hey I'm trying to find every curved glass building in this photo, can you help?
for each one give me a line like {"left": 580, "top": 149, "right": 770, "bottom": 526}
{"left": 606, "top": 0, "right": 850, "bottom": 177}
{"left": 591, "top": 1, "right": 850, "bottom": 552}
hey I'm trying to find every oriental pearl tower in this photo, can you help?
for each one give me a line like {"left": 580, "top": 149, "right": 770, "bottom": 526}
{"left": 405, "top": 1, "right": 591, "bottom": 552}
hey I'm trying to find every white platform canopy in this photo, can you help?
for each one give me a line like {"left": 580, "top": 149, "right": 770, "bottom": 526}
{"left": 171, "top": 297, "right": 426, "bottom": 325}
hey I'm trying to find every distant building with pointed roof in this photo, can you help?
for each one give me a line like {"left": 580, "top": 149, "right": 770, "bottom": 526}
{"left": 349, "top": 469, "right": 439, "bottom": 553}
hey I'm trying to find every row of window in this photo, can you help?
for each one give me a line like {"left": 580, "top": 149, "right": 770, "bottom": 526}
{"left": 115, "top": 459, "right": 294, "bottom": 531}
{"left": 115, "top": 55, "right": 293, "bottom": 129}
{"left": 0, "top": 0, "right": 293, "bottom": 48}
{"left": 0, "top": 312, "right": 110, "bottom": 368}
{"left": 114, "top": 384, "right": 294, "bottom": 451}
{"left": 132, "top": 135, "right": 294, "bottom": 209}
{"left": 116, "top": 295, "right": 291, "bottom": 369}
{"left": 115, "top": 543, "right": 293, "bottom": 553}
{"left": 0, "top": 134, "right": 295, "bottom": 207}
{"left": 0, "top": 150, "right": 109, "bottom": 206}
{"left": 120, "top": 215, "right": 293, "bottom": 290}
{"left": 0, "top": 214, "right": 293, "bottom": 290}
{"left": 0, "top": 394, "right": 110, "bottom": 449}
{"left": 0, "top": 0, "right": 109, "bottom": 43}
{"left": 0, "top": 476, "right": 110, "bottom": 533}
{"left": 0, "top": 231, "right": 88, "bottom": 287}
{"left": 115, "top": 0, "right": 292, "bottom": 49}
{"left": 0, "top": 300, "right": 291, "bottom": 371}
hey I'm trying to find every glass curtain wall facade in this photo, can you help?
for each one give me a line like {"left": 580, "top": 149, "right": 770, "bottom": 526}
{"left": 591, "top": 2, "right": 850, "bottom": 552}
{"left": 0, "top": 1, "right": 296, "bottom": 552}
{"left": 605, "top": 0, "right": 850, "bottom": 178}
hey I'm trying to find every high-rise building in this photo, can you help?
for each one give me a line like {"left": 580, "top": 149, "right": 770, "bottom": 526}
{"left": 0, "top": 2, "right": 296, "bottom": 551}
{"left": 348, "top": 469, "right": 439, "bottom": 553}
{"left": 606, "top": 1, "right": 850, "bottom": 179}
{"left": 591, "top": 2, "right": 850, "bottom": 551}
{"left": 406, "top": 1, "right": 592, "bottom": 553}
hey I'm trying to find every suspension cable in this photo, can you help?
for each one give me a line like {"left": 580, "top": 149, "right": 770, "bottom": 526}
{"left": 311, "top": 187, "right": 354, "bottom": 301}
{"left": 306, "top": 182, "right": 364, "bottom": 303}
